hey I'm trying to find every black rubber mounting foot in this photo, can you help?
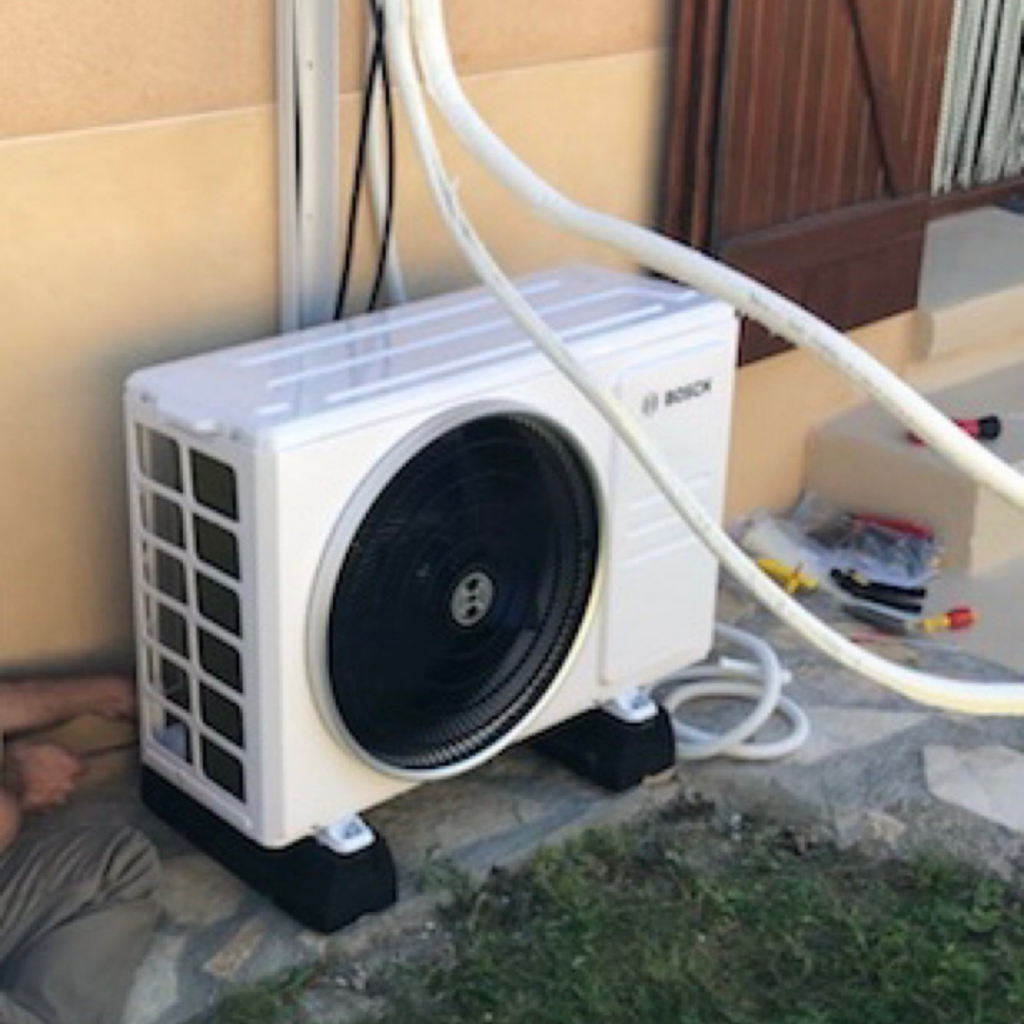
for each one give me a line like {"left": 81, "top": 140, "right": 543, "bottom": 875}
{"left": 531, "top": 705, "right": 676, "bottom": 792}
{"left": 142, "top": 768, "right": 397, "bottom": 933}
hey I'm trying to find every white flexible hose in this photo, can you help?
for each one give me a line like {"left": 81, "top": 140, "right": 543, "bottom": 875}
{"left": 407, "top": 0, "right": 1024, "bottom": 515}
{"left": 386, "top": 0, "right": 1024, "bottom": 717}
{"left": 656, "top": 625, "right": 809, "bottom": 762}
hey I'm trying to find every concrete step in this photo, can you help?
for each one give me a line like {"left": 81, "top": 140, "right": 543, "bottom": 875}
{"left": 805, "top": 359, "right": 1024, "bottom": 573}
{"left": 919, "top": 208, "right": 1024, "bottom": 358}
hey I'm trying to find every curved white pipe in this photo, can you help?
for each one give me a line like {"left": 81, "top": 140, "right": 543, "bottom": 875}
{"left": 408, "top": 0, "right": 1024, "bottom": 516}
{"left": 385, "top": 0, "right": 1024, "bottom": 715}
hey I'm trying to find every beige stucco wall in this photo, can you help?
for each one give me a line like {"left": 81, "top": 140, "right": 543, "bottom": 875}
{"left": 726, "top": 313, "right": 922, "bottom": 519}
{"left": 0, "top": 0, "right": 945, "bottom": 675}
{"left": 0, "top": 0, "right": 673, "bottom": 669}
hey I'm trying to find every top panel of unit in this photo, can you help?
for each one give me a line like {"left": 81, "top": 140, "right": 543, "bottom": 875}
{"left": 127, "top": 265, "right": 731, "bottom": 445}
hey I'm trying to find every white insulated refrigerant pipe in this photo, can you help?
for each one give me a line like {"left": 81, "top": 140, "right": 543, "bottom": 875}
{"left": 385, "top": 0, "right": 1024, "bottom": 720}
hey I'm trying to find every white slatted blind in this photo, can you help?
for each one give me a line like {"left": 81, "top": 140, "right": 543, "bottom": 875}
{"left": 933, "top": 0, "right": 1024, "bottom": 194}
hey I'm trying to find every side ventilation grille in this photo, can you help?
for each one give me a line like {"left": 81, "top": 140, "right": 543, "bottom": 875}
{"left": 133, "top": 427, "right": 248, "bottom": 805}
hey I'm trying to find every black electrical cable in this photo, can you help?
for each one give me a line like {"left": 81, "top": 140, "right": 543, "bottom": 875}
{"left": 365, "top": 0, "right": 396, "bottom": 313}
{"left": 334, "top": 0, "right": 386, "bottom": 321}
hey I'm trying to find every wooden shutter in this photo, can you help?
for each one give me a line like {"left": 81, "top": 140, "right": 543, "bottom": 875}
{"left": 664, "top": 0, "right": 955, "bottom": 362}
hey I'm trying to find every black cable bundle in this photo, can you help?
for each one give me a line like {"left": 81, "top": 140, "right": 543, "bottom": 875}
{"left": 335, "top": 0, "right": 397, "bottom": 320}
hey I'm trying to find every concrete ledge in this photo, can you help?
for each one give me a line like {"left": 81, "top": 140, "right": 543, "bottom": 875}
{"left": 919, "top": 208, "right": 1024, "bottom": 358}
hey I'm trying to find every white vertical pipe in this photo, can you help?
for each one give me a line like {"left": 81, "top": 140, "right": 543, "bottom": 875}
{"left": 977, "top": 0, "right": 1016, "bottom": 182}
{"left": 933, "top": 0, "right": 967, "bottom": 194}
{"left": 956, "top": 0, "right": 1000, "bottom": 188}
{"left": 933, "top": 0, "right": 1024, "bottom": 194}
{"left": 986, "top": 1, "right": 1024, "bottom": 179}
{"left": 277, "top": 0, "right": 341, "bottom": 331}
{"left": 276, "top": 0, "right": 301, "bottom": 331}
{"left": 296, "top": 0, "right": 341, "bottom": 326}
{"left": 1009, "top": 42, "right": 1024, "bottom": 177}
{"left": 950, "top": 0, "right": 986, "bottom": 188}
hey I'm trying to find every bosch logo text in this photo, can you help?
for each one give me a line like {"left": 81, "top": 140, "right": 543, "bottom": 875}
{"left": 664, "top": 378, "right": 712, "bottom": 407}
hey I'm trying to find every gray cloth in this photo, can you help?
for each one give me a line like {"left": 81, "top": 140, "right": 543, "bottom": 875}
{"left": 0, "top": 824, "right": 160, "bottom": 1024}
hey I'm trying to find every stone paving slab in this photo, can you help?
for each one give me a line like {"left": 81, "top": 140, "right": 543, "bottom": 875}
{"left": 29, "top": 580, "right": 1024, "bottom": 1024}
{"left": 924, "top": 745, "right": 1024, "bottom": 833}
{"left": 111, "top": 751, "right": 681, "bottom": 1024}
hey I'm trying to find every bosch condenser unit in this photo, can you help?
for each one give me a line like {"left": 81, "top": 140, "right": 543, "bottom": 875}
{"left": 125, "top": 266, "right": 737, "bottom": 927}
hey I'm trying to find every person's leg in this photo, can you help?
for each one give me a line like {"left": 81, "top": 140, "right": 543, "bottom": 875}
{"left": 0, "top": 991, "right": 48, "bottom": 1024}
{"left": 0, "top": 992, "right": 48, "bottom": 1024}
{"left": 0, "top": 824, "right": 160, "bottom": 1024}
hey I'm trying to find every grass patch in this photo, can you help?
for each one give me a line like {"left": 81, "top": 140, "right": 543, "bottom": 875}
{"left": 204, "top": 807, "right": 1024, "bottom": 1024}
{"left": 201, "top": 964, "right": 322, "bottom": 1024}
{"left": 373, "top": 811, "right": 1024, "bottom": 1024}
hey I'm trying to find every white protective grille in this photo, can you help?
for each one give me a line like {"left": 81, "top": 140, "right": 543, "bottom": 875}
{"left": 131, "top": 425, "right": 250, "bottom": 807}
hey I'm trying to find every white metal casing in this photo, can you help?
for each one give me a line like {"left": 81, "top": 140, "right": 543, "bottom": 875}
{"left": 125, "top": 265, "right": 738, "bottom": 847}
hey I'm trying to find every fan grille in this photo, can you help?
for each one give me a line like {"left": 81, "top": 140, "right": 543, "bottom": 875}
{"left": 326, "top": 413, "right": 600, "bottom": 772}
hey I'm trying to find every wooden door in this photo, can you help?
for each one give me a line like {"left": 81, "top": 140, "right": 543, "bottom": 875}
{"left": 664, "top": 0, "right": 955, "bottom": 362}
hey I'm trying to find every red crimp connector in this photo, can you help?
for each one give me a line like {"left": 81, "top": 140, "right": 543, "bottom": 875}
{"left": 908, "top": 416, "right": 1002, "bottom": 446}
{"left": 944, "top": 607, "right": 978, "bottom": 631}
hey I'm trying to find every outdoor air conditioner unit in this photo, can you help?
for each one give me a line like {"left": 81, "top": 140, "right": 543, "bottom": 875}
{"left": 125, "top": 265, "right": 738, "bottom": 930}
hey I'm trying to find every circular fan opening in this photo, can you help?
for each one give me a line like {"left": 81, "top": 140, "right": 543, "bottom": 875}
{"left": 325, "top": 412, "right": 600, "bottom": 773}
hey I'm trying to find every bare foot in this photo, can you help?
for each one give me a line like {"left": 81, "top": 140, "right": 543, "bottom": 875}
{"left": 7, "top": 743, "right": 85, "bottom": 811}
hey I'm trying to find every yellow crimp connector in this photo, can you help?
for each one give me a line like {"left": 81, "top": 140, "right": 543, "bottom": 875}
{"left": 755, "top": 557, "right": 818, "bottom": 595}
